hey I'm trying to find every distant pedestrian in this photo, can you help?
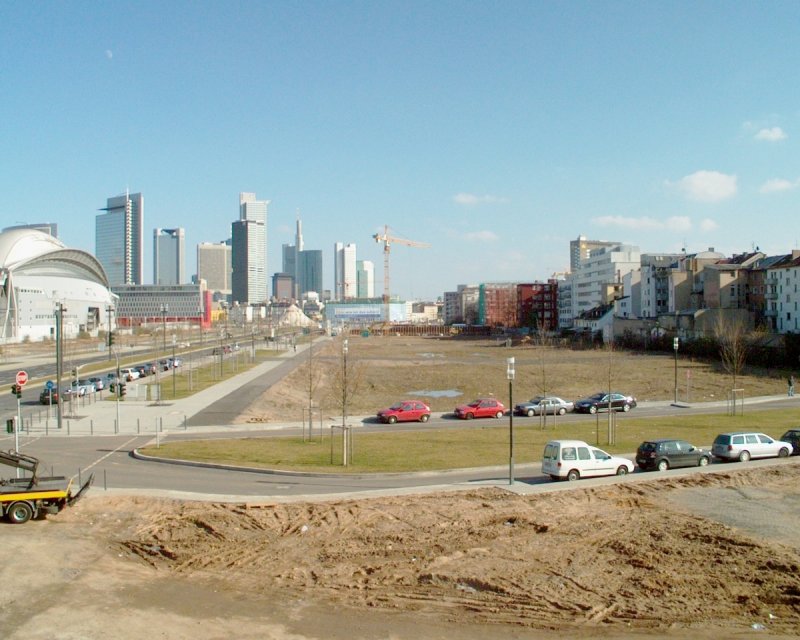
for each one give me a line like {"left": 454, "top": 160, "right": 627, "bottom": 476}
{"left": 790, "top": 375, "right": 796, "bottom": 397}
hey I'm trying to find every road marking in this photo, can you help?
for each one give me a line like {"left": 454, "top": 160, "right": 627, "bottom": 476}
{"left": 83, "top": 436, "right": 144, "bottom": 473}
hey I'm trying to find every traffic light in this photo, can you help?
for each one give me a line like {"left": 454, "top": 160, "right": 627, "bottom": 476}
{"left": 5, "top": 418, "right": 14, "bottom": 434}
{"left": 119, "top": 383, "right": 127, "bottom": 398}
{"left": 10, "top": 384, "right": 21, "bottom": 398}
{"left": 108, "top": 331, "right": 115, "bottom": 347}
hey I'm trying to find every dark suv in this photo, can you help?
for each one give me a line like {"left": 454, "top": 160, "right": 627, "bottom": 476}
{"left": 780, "top": 429, "right": 800, "bottom": 455}
{"left": 636, "top": 439, "right": 711, "bottom": 471}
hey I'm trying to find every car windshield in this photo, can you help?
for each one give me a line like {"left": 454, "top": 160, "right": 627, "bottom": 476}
{"left": 387, "top": 403, "right": 404, "bottom": 410}
{"left": 713, "top": 434, "right": 731, "bottom": 445}
{"left": 528, "top": 397, "right": 544, "bottom": 404}
{"left": 585, "top": 394, "right": 605, "bottom": 402}
{"left": 639, "top": 442, "right": 657, "bottom": 452}
{"left": 467, "top": 400, "right": 482, "bottom": 407}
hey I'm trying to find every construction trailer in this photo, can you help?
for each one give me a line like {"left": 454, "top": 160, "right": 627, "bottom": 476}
{"left": 0, "top": 449, "right": 93, "bottom": 524}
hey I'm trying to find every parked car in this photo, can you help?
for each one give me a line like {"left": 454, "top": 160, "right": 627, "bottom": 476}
{"left": 120, "top": 368, "right": 140, "bottom": 381}
{"left": 158, "top": 359, "right": 171, "bottom": 371}
{"left": 169, "top": 357, "right": 183, "bottom": 368}
{"left": 636, "top": 439, "right": 711, "bottom": 471}
{"left": 88, "top": 377, "right": 105, "bottom": 391}
{"left": 377, "top": 400, "right": 432, "bottom": 424}
{"left": 514, "top": 396, "right": 574, "bottom": 417}
{"left": 453, "top": 398, "right": 505, "bottom": 420}
{"left": 133, "top": 365, "right": 149, "bottom": 378}
{"left": 712, "top": 432, "right": 792, "bottom": 462}
{"left": 574, "top": 392, "right": 637, "bottom": 414}
{"left": 779, "top": 428, "right": 800, "bottom": 455}
{"left": 542, "top": 439, "right": 634, "bottom": 481}
{"left": 39, "top": 388, "right": 60, "bottom": 405}
{"left": 73, "top": 380, "right": 96, "bottom": 394}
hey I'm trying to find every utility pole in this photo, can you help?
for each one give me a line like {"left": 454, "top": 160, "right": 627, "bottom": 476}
{"left": 55, "top": 302, "right": 65, "bottom": 430}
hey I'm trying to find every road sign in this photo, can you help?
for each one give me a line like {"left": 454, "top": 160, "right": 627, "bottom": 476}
{"left": 15, "top": 371, "right": 28, "bottom": 386}
{"left": 46, "top": 380, "right": 55, "bottom": 390}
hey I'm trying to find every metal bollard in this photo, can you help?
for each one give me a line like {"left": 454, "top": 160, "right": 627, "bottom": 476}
{"left": 183, "top": 415, "right": 187, "bottom": 430}
{"left": 90, "top": 420, "right": 94, "bottom": 435}
{"left": 137, "top": 418, "right": 140, "bottom": 434}
{"left": 103, "top": 469, "right": 107, "bottom": 491}
{"left": 67, "top": 420, "right": 70, "bottom": 435}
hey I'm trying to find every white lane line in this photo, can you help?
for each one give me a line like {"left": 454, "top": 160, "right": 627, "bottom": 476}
{"left": 83, "top": 436, "right": 144, "bottom": 473}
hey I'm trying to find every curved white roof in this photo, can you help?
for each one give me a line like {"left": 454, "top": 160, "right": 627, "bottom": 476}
{"left": 0, "top": 228, "right": 109, "bottom": 287}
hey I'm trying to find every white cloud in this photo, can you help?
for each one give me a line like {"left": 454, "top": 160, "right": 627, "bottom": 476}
{"left": 754, "top": 127, "right": 786, "bottom": 141}
{"left": 462, "top": 230, "right": 499, "bottom": 241}
{"left": 105, "top": 49, "right": 113, "bottom": 60}
{"left": 700, "top": 219, "right": 718, "bottom": 232}
{"left": 593, "top": 215, "right": 692, "bottom": 232}
{"left": 672, "top": 170, "right": 738, "bottom": 203}
{"left": 453, "top": 193, "right": 508, "bottom": 206}
{"left": 759, "top": 177, "right": 798, "bottom": 194}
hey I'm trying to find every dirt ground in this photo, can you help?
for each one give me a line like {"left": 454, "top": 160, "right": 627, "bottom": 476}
{"left": 237, "top": 336, "right": 789, "bottom": 423}
{"left": 3, "top": 464, "right": 800, "bottom": 639}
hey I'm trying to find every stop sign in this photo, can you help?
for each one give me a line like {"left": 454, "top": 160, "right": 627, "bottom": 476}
{"left": 15, "top": 370, "right": 28, "bottom": 386}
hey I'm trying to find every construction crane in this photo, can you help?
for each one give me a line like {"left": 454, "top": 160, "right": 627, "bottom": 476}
{"left": 372, "top": 225, "right": 430, "bottom": 320}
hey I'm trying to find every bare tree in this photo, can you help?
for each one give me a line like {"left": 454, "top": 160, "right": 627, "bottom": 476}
{"left": 327, "top": 335, "right": 365, "bottom": 426}
{"left": 301, "top": 333, "right": 324, "bottom": 440}
{"left": 713, "top": 314, "right": 750, "bottom": 391}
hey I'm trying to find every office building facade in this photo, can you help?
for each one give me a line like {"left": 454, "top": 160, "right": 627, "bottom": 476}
{"left": 153, "top": 227, "right": 185, "bottom": 285}
{"left": 356, "top": 259, "right": 375, "bottom": 298}
{"left": 197, "top": 240, "right": 232, "bottom": 298}
{"left": 231, "top": 192, "right": 268, "bottom": 305}
{"left": 96, "top": 192, "right": 144, "bottom": 285}
{"left": 334, "top": 242, "right": 357, "bottom": 300}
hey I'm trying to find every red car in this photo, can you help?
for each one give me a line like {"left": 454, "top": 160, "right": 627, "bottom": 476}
{"left": 454, "top": 398, "right": 506, "bottom": 420}
{"left": 377, "top": 400, "right": 431, "bottom": 424}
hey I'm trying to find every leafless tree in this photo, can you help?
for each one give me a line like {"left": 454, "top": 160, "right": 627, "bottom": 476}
{"left": 713, "top": 314, "right": 750, "bottom": 391}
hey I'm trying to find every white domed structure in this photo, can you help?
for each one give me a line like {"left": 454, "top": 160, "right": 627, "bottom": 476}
{"left": 0, "top": 229, "right": 115, "bottom": 343}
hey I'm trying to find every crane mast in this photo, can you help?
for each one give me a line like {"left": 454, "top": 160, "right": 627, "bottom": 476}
{"left": 372, "top": 225, "right": 430, "bottom": 320}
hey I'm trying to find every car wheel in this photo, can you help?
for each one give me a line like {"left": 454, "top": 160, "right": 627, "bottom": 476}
{"left": 778, "top": 447, "right": 790, "bottom": 458}
{"left": 657, "top": 459, "right": 669, "bottom": 472}
{"left": 7, "top": 501, "right": 34, "bottom": 524}
{"left": 616, "top": 465, "right": 629, "bottom": 476}
{"left": 526, "top": 409, "right": 535, "bottom": 417}
{"left": 419, "top": 414, "right": 429, "bottom": 423}
{"left": 622, "top": 404, "right": 631, "bottom": 412}
{"left": 495, "top": 411, "right": 504, "bottom": 419}
{"left": 566, "top": 469, "right": 580, "bottom": 481}
{"left": 698, "top": 456, "right": 709, "bottom": 467}
{"left": 387, "top": 416, "right": 397, "bottom": 424}
{"left": 558, "top": 407, "right": 566, "bottom": 415}
{"left": 465, "top": 412, "right": 474, "bottom": 420}
{"left": 739, "top": 450, "right": 751, "bottom": 462}
{"left": 589, "top": 406, "right": 597, "bottom": 414}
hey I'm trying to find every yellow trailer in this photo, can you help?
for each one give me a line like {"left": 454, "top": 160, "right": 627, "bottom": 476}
{"left": 0, "top": 450, "right": 93, "bottom": 524}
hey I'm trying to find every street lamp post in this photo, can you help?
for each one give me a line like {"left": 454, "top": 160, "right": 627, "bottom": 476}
{"left": 673, "top": 336, "right": 679, "bottom": 404}
{"left": 55, "top": 302, "right": 65, "bottom": 430}
{"left": 507, "top": 357, "right": 515, "bottom": 485}
{"left": 172, "top": 335, "right": 177, "bottom": 398}
{"left": 342, "top": 338, "right": 349, "bottom": 467}
{"left": 160, "top": 303, "right": 168, "bottom": 352}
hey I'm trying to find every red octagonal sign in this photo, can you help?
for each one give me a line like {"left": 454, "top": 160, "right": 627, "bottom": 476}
{"left": 15, "top": 370, "right": 28, "bottom": 386}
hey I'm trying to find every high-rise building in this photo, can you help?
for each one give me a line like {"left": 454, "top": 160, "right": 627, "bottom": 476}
{"left": 297, "top": 249, "right": 323, "bottom": 296}
{"left": 569, "top": 235, "right": 617, "bottom": 272}
{"left": 196, "top": 240, "right": 232, "bottom": 295}
{"left": 231, "top": 192, "right": 268, "bottom": 305}
{"left": 334, "top": 242, "right": 357, "bottom": 300}
{"left": 356, "top": 259, "right": 375, "bottom": 298}
{"left": 153, "top": 228, "right": 185, "bottom": 285}
{"left": 96, "top": 191, "right": 143, "bottom": 285}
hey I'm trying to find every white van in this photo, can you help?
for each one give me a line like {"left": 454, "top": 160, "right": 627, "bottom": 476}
{"left": 120, "top": 368, "right": 140, "bottom": 381}
{"left": 542, "top": 439, "right": 634, "bottom": 481}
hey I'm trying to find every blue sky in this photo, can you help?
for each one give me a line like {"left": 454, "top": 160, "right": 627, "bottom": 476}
{"left": 2, "top": 2, "right": 799, "bottom": 300}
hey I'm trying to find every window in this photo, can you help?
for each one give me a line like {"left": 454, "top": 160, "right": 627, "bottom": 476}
{"left": 745, "top": 435, "right": 758, "bottom": 444}
{"left": 562, "top": 447, "right": 577, "bottom": 461}
{"left": 732, "top": 436, "right": 744, "bottom": 445}
{"left": 758, "top": 435, "right": 774, "bottom": 444}
{"left": 579, "top": 447, "right": 592, "bottom": 460}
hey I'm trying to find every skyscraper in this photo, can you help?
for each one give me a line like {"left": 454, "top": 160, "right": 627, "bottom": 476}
{"left": 197, "top": 240, "right": 232, "bottom": 299}
{"left": 334, "top": 242, "right": 357, "bottom": 300}
{"left": 96, "top": 191, "right": 143, "bottom": 285}
{"left": 231, "top": 192, "right": 268, "bottom": 305}
{"left": 153, "top": 227, "right": 185, "bottom": 285}
{"left": 356, "top": 260, "right": 375, "bottom": 298}
{"left": 297, "top": 249, "right": 323, "bottom": 297}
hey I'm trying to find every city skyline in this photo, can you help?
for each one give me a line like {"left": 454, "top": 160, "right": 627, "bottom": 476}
{"left": 3, "top": 3, "right": 800, "bottom": 299}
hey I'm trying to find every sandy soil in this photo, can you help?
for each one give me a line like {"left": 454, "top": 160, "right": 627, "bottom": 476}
{"left": 3, "top": 464, "right": 800, "bottom": 639}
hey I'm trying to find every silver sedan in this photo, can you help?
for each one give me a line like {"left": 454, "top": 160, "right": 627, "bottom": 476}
{"left": 513, "top": 396, "right": 574, "bottom": 417}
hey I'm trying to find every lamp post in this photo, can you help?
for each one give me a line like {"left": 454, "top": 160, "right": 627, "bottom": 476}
{"left": 55, "top": 302, "right": 65, "bottom": 430}
{"left": 673, "top": 336, "right": 679, "bottom": 404}
{"left": 507, "top": 357, "right": 515, "bottom": 485}
{"left": 160, "top": 303, "right": 168, "bottom": 352}
{"left": 342, "top": 338, "right": 349, "bottom": 467}
{"left": 172, "top": 335, "right": 177, "bottom": 398}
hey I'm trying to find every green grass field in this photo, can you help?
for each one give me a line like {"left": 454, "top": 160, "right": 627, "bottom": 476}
{"left": 140, "top": 406, "right": 800, "bottom": 473}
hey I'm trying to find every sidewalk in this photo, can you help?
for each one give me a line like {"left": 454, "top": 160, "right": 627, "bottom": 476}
{"left": 15, "top": 342, "right": 316, "bottom": 437}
